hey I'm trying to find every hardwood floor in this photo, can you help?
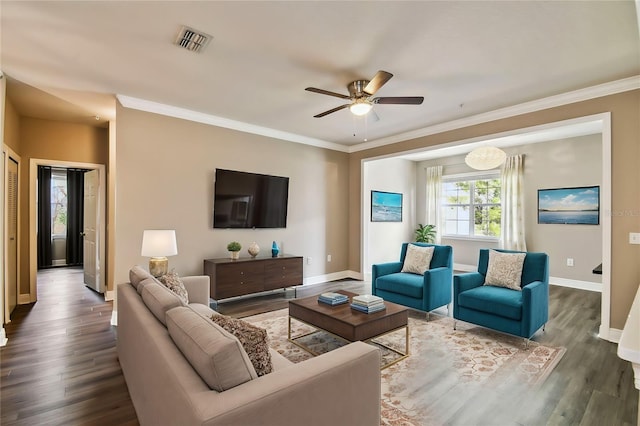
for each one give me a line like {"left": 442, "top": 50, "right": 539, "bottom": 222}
{"left": 1, "top": 269, "right": 637, "bottom": 425}
{"left": 1, "top": 268, "right": 137, "bottom": 425}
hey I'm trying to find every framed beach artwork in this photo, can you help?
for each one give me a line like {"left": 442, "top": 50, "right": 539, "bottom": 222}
{"left": 371, "top": 190, "right": 403, "bottom": 222}
{"left": 537, "top": 186, "right": 600, "bottom": 225}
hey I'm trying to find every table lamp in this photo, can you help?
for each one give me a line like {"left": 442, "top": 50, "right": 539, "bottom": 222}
{"left": 141, "top": 230, "right": 178, "bottom": 277}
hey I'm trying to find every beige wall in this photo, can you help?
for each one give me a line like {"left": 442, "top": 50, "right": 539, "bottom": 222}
{"left": 519, "top": 135, "right": 602, "bottom": 283}
{"left": 415, "top": 134, "right": 602, "bottom": 283}
{"left": 114, "top": 104, "right": 350, "bottom": 286}
{"left": 17, "top": 117, "right": 109, "bottom": 294}
{"left": 349, "top": 90, "right": 640, "bottom": 329}
{"left": 4, "top": 98, "right": 21, "bottom": 153}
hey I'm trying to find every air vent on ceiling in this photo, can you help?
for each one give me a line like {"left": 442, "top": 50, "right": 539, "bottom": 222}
{"left": 175, "top": 26, "right": 211, "bottom": 53}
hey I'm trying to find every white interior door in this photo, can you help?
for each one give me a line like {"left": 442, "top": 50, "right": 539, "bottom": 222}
{"left": 83, "top": 169, "right": 101, "bottom": 292}
{"left": 7, "top": 157, "right": 18, "bottom": 316}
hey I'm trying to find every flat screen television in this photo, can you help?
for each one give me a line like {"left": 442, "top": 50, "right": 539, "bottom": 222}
{"left": 213, "top": 169, "right": 289, "bottom": 229}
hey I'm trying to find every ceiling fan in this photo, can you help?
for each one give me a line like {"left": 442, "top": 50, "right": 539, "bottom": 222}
{"left": 305, "top": 70, "right": 423, "bottom": 118}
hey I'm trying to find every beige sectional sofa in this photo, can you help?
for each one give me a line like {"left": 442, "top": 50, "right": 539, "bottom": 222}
{"left": 117, "top": 266, "right": 381, "bottom": 425}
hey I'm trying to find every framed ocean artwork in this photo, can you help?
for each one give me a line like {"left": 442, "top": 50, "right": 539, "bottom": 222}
{"left": 538, "top": 186, "right": 600, "bottom": 225}
{"left": 371, "top": 190, "right": 403, "bottom": 222}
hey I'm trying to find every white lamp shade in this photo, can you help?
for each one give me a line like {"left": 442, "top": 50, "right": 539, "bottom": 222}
{"left": 349, "top": 101, "right": 373, "bottom": 116}
{"left": 465, "top": 146, "right": 507, "bottom": 170}
{"left": 141, "top": 230, "right": 178, "bottom": 257}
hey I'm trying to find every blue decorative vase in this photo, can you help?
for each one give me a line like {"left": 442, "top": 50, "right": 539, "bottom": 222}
{"left": 271, "top": 241, "right": 279, "bottom": 257}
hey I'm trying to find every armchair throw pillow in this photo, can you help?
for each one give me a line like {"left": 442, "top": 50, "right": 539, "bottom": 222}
{"left": 484, "top": 250, "right": 526, "bottom": 291}
{"left": 401, "top": 244, "right": 435, "bottom": 275}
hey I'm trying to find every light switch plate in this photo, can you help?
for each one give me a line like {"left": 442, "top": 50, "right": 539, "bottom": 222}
{"left": 630, "top": 233, "right": 640, "bottom": 245}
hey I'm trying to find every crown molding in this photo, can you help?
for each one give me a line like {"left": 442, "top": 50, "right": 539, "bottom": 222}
{"left": 117, "top": 75, "right": 639, "bottom": 155}
{"left": 349, "top": 75, "right": 640, "bottom": 153}
{"left": 116, "top": 95, "right": 349, "bottom": 153}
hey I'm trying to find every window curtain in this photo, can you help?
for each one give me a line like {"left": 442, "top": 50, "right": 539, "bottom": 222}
{"left": 500, "top": 155, "right": 527, "bottom": 251}
{"left": 66, "top": 169, "right": 86, "bottom": 266}
{"left": 425, "top": 166, "right": 443, "bottom": 244}
{"left": 37, "top": 166, "right": 53, "bottom": 268}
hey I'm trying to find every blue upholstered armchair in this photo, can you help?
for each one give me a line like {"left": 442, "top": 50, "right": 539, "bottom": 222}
{"left": 453, "top": 249, "right": 549, "bottom": 341}
{"left": 372, "top": 243, "right": 453, "bottom": 314}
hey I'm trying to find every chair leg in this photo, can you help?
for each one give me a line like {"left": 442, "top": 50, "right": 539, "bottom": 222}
{"left": 453, "top": 319, "right": 457, "bottom": 330}
{"left": 524, "top": 338, "right": 530, "bottom": 350}
{"left": 543, "top": 323, "right": 546, "bottom": 332}
{"left": 426, "top": 311, "right": 430, "bottom": 321}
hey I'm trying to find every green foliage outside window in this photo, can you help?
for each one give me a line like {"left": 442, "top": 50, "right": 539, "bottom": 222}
{"left": 443, "top": 178, "right": 501, "bottom": 238}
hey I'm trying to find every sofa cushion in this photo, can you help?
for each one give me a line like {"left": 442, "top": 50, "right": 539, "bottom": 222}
{"left": 484, "top": 250, "right": 526, "bottom": 291}
{"left": 129, "top": 265, "right": 152, "bottom": 291}
{"left": 210, "top": 315, "right": 273, "bottom": 377}
{"left": 401, "top": 244, "right": 434, "bottom": 275}
{"left": 166, "top": 307, "right": 257, "bottom": 392}
{"left": 158, "top": 270, "right": 189, "bottom": 304}
{"left": 136, "top": 277, "right": 157, "bottom": 295}
{"left": 375, "top": 272, "right": 423, "bottom": 299}
{"left": 141, "top": 281, "right": 185, "bottom": 326}
{"left": 458, "top": 285, "right": 523, "bottom": 320}
{"left": 269, "top": 348, "right": 293, "bottom": 371}
{"left": 189, "top": 302, "right": 218, "bottom": 318}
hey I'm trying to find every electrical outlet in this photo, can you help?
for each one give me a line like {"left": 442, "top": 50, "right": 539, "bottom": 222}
{"left": 566, "top": 258, "right": 574, "bottom": 267}
{"left": 307, "top": 257, "right": 312, "bottom": 265}
{"left": 327, "top": 254, "right": 332, "bottom": 262}
{"left": 630, "top": 233, "right": 640, "bottom": 245}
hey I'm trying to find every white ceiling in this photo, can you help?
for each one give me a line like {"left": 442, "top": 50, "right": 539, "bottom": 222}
{"left": 1, "top": 1, "right": 639, "bottom": 148}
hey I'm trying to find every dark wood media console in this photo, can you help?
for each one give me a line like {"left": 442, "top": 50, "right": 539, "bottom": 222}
{"left": 203, "top": 255, "right": 303, "bottom": 301}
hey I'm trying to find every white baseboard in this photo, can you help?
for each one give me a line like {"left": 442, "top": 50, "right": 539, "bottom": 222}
{"left": 303, "top": 270, "right": 363, "bottom": 286}
{"left": 599, "top": 324, "right": 623, "bottom": 343}
{"left": 346, "top": 270, "right": 364, "bottom": 280}
{"left": 550, "top": 277, "right": 602, "bottom": 292}
{"left": 105, "top": 290, "right": 115, "bottom": 301}
{"left": 110, "top": 310, "right": 118, "bottom": 326}
{"left": 18, "top": 294, "right": 31, "bottom": 304}
{"left": 454, "top": 263, "right": 477, "bottom": 272}
{"left": 0, "top": 327, "right": 7, "bottom": 347}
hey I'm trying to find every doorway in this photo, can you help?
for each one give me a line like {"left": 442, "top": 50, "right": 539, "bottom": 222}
{"left": 28, "top": 159, "right": 106, "bottom": 301}
{"left": 37, "top": 166, "right": 88, "bottom": 269}
{"left": 361, "top": 113, "right": 613, "bottom": 341}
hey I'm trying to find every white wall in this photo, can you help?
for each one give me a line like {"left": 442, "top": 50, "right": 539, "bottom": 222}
{"left": 363, "top": 158, "right": 416, "bottom": 280}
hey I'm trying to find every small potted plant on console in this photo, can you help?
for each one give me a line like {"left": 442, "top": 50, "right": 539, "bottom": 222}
{"left": 227, "top": 241, "right": 242, "bottom": 260}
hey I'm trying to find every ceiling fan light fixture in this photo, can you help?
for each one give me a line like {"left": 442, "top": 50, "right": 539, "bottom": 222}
{"left": 465, "top": 146, "right": 507, "bottom": 170}
{"left": 349, "top": 100, "right": 373, "bottom": 116}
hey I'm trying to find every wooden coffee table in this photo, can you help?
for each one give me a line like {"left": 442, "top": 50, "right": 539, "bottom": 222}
{"left": 288, "top": 290, "right": 409, "bottom": 369}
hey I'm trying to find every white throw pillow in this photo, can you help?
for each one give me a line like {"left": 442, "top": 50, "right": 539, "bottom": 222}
{"left": 401, "top": 244, "right": 435, "bottom": 275}
{"left": 484, "top": 250, "right": 526, "bottom": 291}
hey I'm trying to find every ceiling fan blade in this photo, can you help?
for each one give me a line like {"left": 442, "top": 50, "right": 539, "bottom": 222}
{"left": 313, "top": 104, "right": 350, "bottom": 118}
{"left": 363, "top": 70, "right": 393, "bottom": 95}
{"left": 374, "top": 96, "right": 424, "bottom": 105}
{"left": 305, "top": 87, "right": 351, "bottom": 99}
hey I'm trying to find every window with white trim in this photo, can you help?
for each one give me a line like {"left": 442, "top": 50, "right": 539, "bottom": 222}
{"left": 442, "top": 173, "right": 501, "bottom": 238}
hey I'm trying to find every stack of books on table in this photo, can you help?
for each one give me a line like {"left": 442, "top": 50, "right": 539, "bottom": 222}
{"left": 351, "top": 294, "right": 386, "bottom": 314}
{"left": 318, "top": 292, "right": 349, "bottom": 306}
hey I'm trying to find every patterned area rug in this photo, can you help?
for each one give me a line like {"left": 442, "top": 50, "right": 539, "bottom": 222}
{"left": 243, "top": 309, "right": 566, "bottom": 426}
